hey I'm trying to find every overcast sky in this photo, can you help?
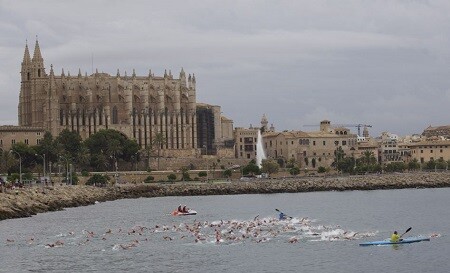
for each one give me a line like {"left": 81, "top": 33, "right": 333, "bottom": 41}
{"left": 1, "top": 0, "right": 450, "bottom": 137}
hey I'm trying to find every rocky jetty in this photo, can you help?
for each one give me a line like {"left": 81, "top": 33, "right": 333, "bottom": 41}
{"left": 1, "top": 172, "right": 449, "bottom": 221}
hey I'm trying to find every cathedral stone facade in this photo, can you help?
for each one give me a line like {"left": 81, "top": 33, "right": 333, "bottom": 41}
{"left": 16, "top": 40, "right": 232, "bottom": 157}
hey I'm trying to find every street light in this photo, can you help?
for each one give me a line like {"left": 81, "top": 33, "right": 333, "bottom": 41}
{"left": 35, "top": 153, "right": 46, "bottom": 182}
{"left": 134, "top": 152, "right": 139, "bottom": 172}
{"left": 10, "top": 150, "right": 22, "bottom": 185}
{"left": 59, "top": 155, "right": 69, "bottom": 185}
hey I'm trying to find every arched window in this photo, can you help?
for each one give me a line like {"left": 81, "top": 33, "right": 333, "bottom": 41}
{"left": 98, "top": 108, "right": 103, "bottom": 125}
{"left": 27, "top": 72, "right": 30, "bottom": 80}
{"left": 60, "top": 109, "right": 64, "bottom": 125}
{"left": 112, "top": 106, "right": 118, "bottom": 124}
{"left": 38, "top": 69, "right": 41, "bottom": 77}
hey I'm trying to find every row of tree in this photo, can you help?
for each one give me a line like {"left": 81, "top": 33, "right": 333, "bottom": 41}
{"left": 0, "top": 129, "right": 167, "bottom": 177}
{"left": 239, "top": 148, "right": 449, "bottom": 178}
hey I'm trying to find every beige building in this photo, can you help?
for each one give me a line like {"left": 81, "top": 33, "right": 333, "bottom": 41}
{"left": 234, "top": 127, "right": 259, "bottom": 159}
{"left": 407, "top": 140, "right": 450, "bottom": 164}
{"left": 263, "top": 120, "right": 358, "bottom": 169}
{"left": 0, "top": 126, "right": 45, "bottom": 150}
{"left": 5, "top": 39, "right": 233, "bottom": 157}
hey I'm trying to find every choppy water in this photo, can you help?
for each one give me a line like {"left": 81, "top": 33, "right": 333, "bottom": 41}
{"left": 1, "top": 187, "right": 449, "bottom": 273}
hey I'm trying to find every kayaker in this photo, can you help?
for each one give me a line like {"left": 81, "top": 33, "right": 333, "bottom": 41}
{"left": 390, "top": 231, "right": 400, "bottom": 242}
{"left": 279, "top": 212, "right": 286, "bottom": 220}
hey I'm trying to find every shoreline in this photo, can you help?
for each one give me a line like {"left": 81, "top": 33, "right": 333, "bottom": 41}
{"left": 1, "top": 172, "right": 449, "bottom": 221}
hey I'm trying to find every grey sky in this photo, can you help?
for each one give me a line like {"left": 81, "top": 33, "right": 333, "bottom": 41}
{"left": 1, "top": 0, "right": 450, "bottom": 136}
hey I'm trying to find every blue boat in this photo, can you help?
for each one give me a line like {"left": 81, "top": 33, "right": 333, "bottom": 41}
{"left": 359, "top": 237, "right": 430, "bottom": 246}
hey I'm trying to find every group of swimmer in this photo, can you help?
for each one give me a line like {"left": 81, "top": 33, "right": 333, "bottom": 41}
{"left": 4, "top": 211, "right": 440, "bottom": 250}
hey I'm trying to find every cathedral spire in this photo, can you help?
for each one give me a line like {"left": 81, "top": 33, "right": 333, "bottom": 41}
{"left": 180, "top": 67, "right": 185, "bottom": 78}
{"left": 32, "top": 37, "right": 43, "bottom": 63}
{"left": 61, "top": 68, "right": 65, "bottom": 77}
{"left": 22, "top": 41, "right": 31, "bottom": 65}
{"left": 49, "top": 64, "right": 54, "bottom": 76}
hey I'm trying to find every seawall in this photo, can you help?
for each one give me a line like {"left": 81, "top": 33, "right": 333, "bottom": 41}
{"left": 1, "top": 172, "right": 449, "bottom": 221}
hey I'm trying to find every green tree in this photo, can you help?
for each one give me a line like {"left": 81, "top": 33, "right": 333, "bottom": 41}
{"left": 435, "top": 158, "right": 447, "bottom": 170}
{"left": 261, "top": 159, "right": 279, "bottom": 176}
{"left": 286, "top": 158, "right": 297, "bottom": 168}
{"left": 11, "top": 142, "right": 37, "bottom": 170}
{"left": 333, "top": 146, "right": 346, "bottom": 169}
{"left": 181, "top": 167, "right": 191, "bottom": 181}
{"left": 151, "top": 133, "right": 166, "bottom": 171}
{"left": 198, "top": 171, "right": 207, "bottom": 179}
{"left": 144, "top": 175, "right": 154, "bottom": 183}
{"left": 424, "top": 159, "right": 436, "bottom": 170}
{"left": 55, "top": 129, "right": 83, "bottom": 161}
{"left": 84, "top": 129, "right": 139, "bottom": 171}
{"left": 384, "top": 162, "right": 406, "bottom": 172}
{"left": 242, "top": 161, "right": 260, "bottom": 176}
{"left": 167, "top": 173, "right": 177, "bottom": 181}
{"left": 336, "top": 156, "right": 355, "bottom": 174}
{"left": 289, "top": 166, "right": 300, "bottom": 176}
{"left": 33, "top": 131, "right": 58, "bottom": 171}
{"left": 86, "top": 174, "right": 108, "bottom": 187}
{"left": 408, "top": 158, "right": 421, "bottom": 171}
{"left": 223, "top": 169, "right": 232, "bottom": 179}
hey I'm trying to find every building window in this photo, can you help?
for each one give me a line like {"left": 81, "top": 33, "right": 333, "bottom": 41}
{"left": 323, "top": 141, "right": 326, "bottom": 145}
{"left": 313, "top": 141, "right": 316, "bottom": 146}
{"left": 112, "top": 106, "right": 118, "bottom": 124}
{"left": 12, "top": 139, "right": 16, "bottom": 144}
{"left": 342, "top": 141, "right": 347, "bottom": 145}
{"left": 25, "top": 139, "right": 29, "bottom": 144}
{"left": 440, "top": 149, "right": 443, "bottom": 153}
{"left": 430, "top": 150, "right": 433, "bottom": 153}
{"left": 247, "top": 154, "right": 250, "bottom": 159}
{"left": 420, "top": 150, "right": 423, "bottom": 153}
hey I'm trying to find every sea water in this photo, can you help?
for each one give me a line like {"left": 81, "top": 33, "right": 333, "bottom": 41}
{"left": 0, "top": 187, "right": 449, "bottom": 273}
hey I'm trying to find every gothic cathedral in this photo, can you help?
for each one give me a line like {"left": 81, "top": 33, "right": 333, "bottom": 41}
{"left": 18, "top": 40, "right": 206, "bottom": 157}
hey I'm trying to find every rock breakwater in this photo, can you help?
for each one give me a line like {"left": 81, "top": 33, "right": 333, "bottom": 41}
{"left": 1, "top": 172, "right": 449, "bottom": 221}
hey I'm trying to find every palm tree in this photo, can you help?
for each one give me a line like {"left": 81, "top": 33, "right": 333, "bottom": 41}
{"left": 152, "top": 133, "right": 166, "bottom": 170}
{"left": 362, "top": 150, "right": 376, "bottom": 165}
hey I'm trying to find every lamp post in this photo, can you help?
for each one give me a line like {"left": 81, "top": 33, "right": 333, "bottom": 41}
{"left": 60, "top": 155, "right": 69, "bottom": 185}
{"left": 135, "top": 152, "right": 138, "bottom": 172}
{"left": 10, "top": 150, "right": 22, "bottom": 185}
{"left": 35, "top": 153, "right": 46, "bottom": 182}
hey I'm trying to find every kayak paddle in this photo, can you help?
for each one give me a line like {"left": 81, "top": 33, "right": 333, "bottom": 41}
{"left": 400, "top": 227, "right": 412, "bottom": 238}
{"left": 275, "top": 209, "right": 292, "bottom": 219}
